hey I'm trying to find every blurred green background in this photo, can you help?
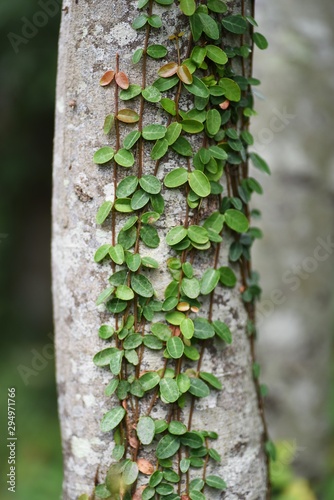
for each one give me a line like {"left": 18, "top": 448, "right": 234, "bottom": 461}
{"left": 0, "top": 0, "right": 333, "bottom": 499}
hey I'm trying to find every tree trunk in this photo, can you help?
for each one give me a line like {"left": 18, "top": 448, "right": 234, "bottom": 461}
{"left": 52, "top": 1, "right": 268, "bottom": 498}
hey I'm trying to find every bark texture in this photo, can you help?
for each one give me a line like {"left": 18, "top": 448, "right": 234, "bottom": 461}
{"left": 52, "top": 1, "right": 267, "bottom": 498}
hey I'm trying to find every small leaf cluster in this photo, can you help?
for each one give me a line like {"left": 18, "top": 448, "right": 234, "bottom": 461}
{"left": 88, "top": 0, "right": 271, "bottom": 499}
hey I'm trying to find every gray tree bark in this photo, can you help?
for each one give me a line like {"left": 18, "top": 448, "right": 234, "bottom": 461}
{"left": 52, "top": 1, "right": 267, "bottom": 498}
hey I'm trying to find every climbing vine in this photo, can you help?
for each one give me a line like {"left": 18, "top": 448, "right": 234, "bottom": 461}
{"left": 82, "top": 0, "right": 273, "bottom": 499}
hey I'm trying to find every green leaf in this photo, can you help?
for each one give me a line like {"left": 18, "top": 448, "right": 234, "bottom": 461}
{"left": 219, "top": 78, "right": 241, "bottom": 102}
{"left": 206, "top": 109, "right": 221, "bottom": 136}
{"left": 206, "top": 475, "right": 227, "bottom": 490}
{"left": 164, "top": 167, "right": 188, "bottom": 188}
{"left": 198, "top": 13, "right": 219, "bottom": 40}
{"left": 151, "top": 322, "right": 172, "bottom": 341}
{"left": 114, "top": 198, "right": 133, "bottom": 213}
{"left": 180, "top": 0, "right": 196, "bottom": 16}
{"left": 114, "top": 149, "right": 135, "bottom": 168}
{"left": 181, "top": 432, "right": 204, "bottom": 449}
{"left": 187, "top": 225, "right": 209, "bottom": 244}
{"left": 171, "top": 136, "right": 193, "bottom": 156}
{"left": 122, "top": 215, "right": 138, "bottom": 232}
{"left": 188, "top": 171, "right": 211, "bottom": 198}
{"left": 166, "top": 337, "right": 184, "bottom": 359}
{"left": 142, "top": 85, "right": 162, "bottom": 102}
{"left": 168, "top": 421, "right": 187, "bottom": 435}
{"left": 96, "top": 286, "right": 115, "bottom": 306}
{"left": 112, "top": 444, "right": 125, "bottom": 461}
{"left": 131, "top": 189, "right": 150, "bottom": 210}
{"left": 222, "top": 15, "right": 247, "bottom": 34}
{"left": 96, "top": 201, "right": 113, "bottom": 224}
{"left": 153, "top": 75, "right": 179, "bottom": 92}
{"left": 132, "top": 14, "right": 148, "bottom": 29}
{"left": 103, "top": 114, "right": 114, "bottom": 134}
{"left": 119, "top": 84, "right": 142, "bottom": 100}
{"left": 249, "top": 152, "right": 271, "bottom": 174}
{"left": 180, "top": 318, "right": 194, "bottom": 339}
{"left": 94, "top": 485, "right": 112, "bottom": 498}
{"left": 110, "top": 349, "right": 124, "bottom": 375}
{"left": 219, "top": 266, "right": 237, "bottom": 287}
{"left": 159, "top": 378, "right": 180, "bottom": 403}
{"left": 184, "top": 345, "right": 200, "bottom": 361}
{"left": 206, "top": 45, "right": 228, "bottom": 65}
{"left": 161, "top": 98, "right": 177, "bottom": 117}
{"left": 212, "top": 320, "right": 232, "bottom": 343}
{"left": 166, "top": 226, "right": 188, "bottom": 246}
{"left": 100, "top": 406, "right": 126, "bottom": 432}
{"left": 148, "top": 14, "right": 162, "bottom": 28}
{"left": 265, "top": 440, "right": 277, "bottom": 461}
{"left": 93, "top": 146, "right": 115, "bottom": 164}
{"left": 132, "top": 47, "right": 144, "bottom": 64}
{"left": 177, "top": 373, "right": 191, "bottom": 393}
{"left": 199, "top": 372, "right": 222, "bottom": 390}
{"left": 181, "top": 277, "right": 200, "bottom": 299}
{"left": 253, "top": 32, "right": 268, "bottom": 50}
{"left": 139, "top": 371, "right": 161, "bottom": 391}
{"left": 94, "top": 244, "right": 111, "bottom": 263}
{"left": 224, "top": 209, "right": 249, "bottom": 233}
{"left": 203, "top": 211, "right": 225, "bottom": 233}
{"left": 193, "top": 317, "right": 215, "bottom": 339}
{"left": 180, "top": 458, "right": 191, "bottom": 473}
{"left": 137, "top": 416, "right": 155, "bottom": 445}
{"left": 123, "top": 131, "right": 141, "bottom": 151}
{"left": 141, "top": 256, "right": 159, "bottom": 269}
{"left": 123, "top": 333, "right": 142, "bottom": 350}
{"left": 109, "top": 244, "right": 125, "bottom": 265}
{"left": 140, "top": 211, "right": 160, "bottom": 224}
{"left": 142, "top": 124, "right": 166, "bottom": 141}
{"left": 115, "top": 284, "right": 134, "bottom": 301}
{"left": 125, "top": 251, "right": 141, "bottom": 272}
{"left": 93, "top": 348, "right": 116, "bottom": 367}
{"left": 140, "top": 224, "right": 160, "bottom": 248}
{"left": 191, "top": 46, "right": 207, "bottom": 67}
{"left": 209, "top": 145, "right": 228, "bottom": 160}
{"left": 131, "top": 274, "right": 154, "bottom": 298}
{"left": 189, "top": 378, "right": 210, "bottom": 398}
{"left": 99, "top": 325, "right": 115, "bottom": 340}
{"left": 164, "top": 122, "right": 181, "bottom": 143}
{"left": 106, "top": 298, "right": 127, "bottom": 314}
{"left": 123, "top": 461, "right": 139, "bottom": 485}
{"left": 116, "top": 176, "right": 138, "bottom": 198}
{"left": 151, "top": 138, "right": 169, "bottom": 160}
{"left": 184, "top": 75, "right": 209, "bottom": 98}
{"left": 207, "top": 0, "right": 227, "bottom": 13}
{"left": 139, "top": 174, "right": 162, "bottom": 194}
{"left": 156, "top": 434, "right": 180, "bottom": 459}
{"left": 143, "top": 335, "right": 163, "bottom": 350}
{"left": 149, "top": 470, "right": 164, "bottom": 487}
{"left": 181, "top": 119, "right": 204, "bottom": 134}
{"left": 200, "top": 268, "right": 220, "bottom": 295}
{"left": 156, "top": 483, "right": 174, "bottom": 496}
{"left": 117, "top": 109, "right": 140, "bottom": 123}
{"left": 147, "top": 44, "right": 168, "bottom": 59}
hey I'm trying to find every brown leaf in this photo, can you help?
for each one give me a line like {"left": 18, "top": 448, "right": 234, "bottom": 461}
{"left": 99, "top": 70, "right": 115, "bottom": 86}
{"left": 137, "top": 458, "right": 155, "bottom": 475}
{"left": 116, "top": 71, "right": 130, "bottom": 89}
{"left": 219, "top": 99, "right": 230, "bottom": 110}
{"left": 132, "top": 485, "right": 145, "bottom": 499}
{"left": 158, "top": 62, "right": 179, "bottom": 78}
{"left": 181, "top": 496, "right": 191, "bottom": 500}
{"left": 129, "top": 435, "right": 139, "bottom": 449}
{"left": 116, "top": 109, "right": 140, "bottom": 124}
{"left": 177, "top": 64, "right": 193, "bottom": 85}
{"left": 177, "top": 302, "right": 190, "bottom": 312}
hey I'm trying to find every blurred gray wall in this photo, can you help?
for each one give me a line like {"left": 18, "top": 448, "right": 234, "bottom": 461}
{"left": 252, "top": 0, "right": 334, "bottom": 478}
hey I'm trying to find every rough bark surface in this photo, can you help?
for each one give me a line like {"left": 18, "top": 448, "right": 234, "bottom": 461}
{"left": 52, "top": 1, "right": 267, "bottom": 498}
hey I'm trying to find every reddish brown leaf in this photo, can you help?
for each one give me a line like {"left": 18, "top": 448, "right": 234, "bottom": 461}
{"left": 132, "top": 485, "right": 145, "bottom": 499}
{"left": 137, "top": 458, "right": 155, "bottom": 475}
{"left": 116, "top": 71, "right": 130, "bottom": 89}
{"left": 219, "top": 99, "right": 230, "bottom": 110}
{"left": 99, "top": 70, "right": 115, "bottom": 86}
{"left": 129, "top": 435, "right": 139, "bottom": 449}
{"left": 177, "top": 64, "right": 193, "bottom": 84}
{"left": 158, "top": 62, "right": 179, "bottom": 78}
{"left": 116, "top": 109, "right": 140, "bottom": 123}
{"left": 181, "top": 496, "right": 191, "bottom": 500}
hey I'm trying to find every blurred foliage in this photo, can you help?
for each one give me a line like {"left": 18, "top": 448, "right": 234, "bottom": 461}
{"left": 0, "top": 0, "right": 62, "bottom": 498}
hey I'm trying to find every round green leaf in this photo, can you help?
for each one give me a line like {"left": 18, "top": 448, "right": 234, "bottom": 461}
{"left": 123, "top": 460, "right": 139, "bottom": 486}
{"left": 140, "top": 224, "right": 160, "bottom": 248}
{"left": 219, "top": 78, "right": 241, "bottom": 102}
{"left": 181, "top": 277, "right": 200, "bottom": 299}
{"left": 180, "top": 0, "right": 196, "bottom": 16}
{"left": 206, "top": 45, "right": 228, "bottom": 65}
{"left": 189, "top": 378, "right": 210, "bottom": 398}
{"left": 166, "top": 337, "right": 184, "bottom": 359}
{"left": 131, "top": 273, "right": 154, "bottom": 297}
{"left": 181, "top": 119, "right": 204, "bottom": 134}
{"left": 249, "top": 152, "right": 271, "bottom": 174}
{"left": 184, "top": 75, "right": 210, "bottom": 98}
{"left": 206, "top": 475, "right": 227, "bottom": 490}
{"left": 161, "top": 98, "right": 177, "bottom": 117}
{"left": 168, "top": 421, "right": 187, "bottom": 435}
{"left": 100, "top": 406, "right": 126, "bottom": 432}
{"left": 137, "top": 416, "right": 155, "bottom": 445}
{"left": 99, "top": 325, "right": 115, "bottom": 340}
{"left": 188, "top": 171, "right": 211, "bottom": 198}
{"left": 212, "top": 320, "right": 232, "bottom": 343}
{"left": 148, "top": 14, "right": 162, "bottom": 28}
{"left": 187, "top": 225, "right": 209, "bottom": 244}
{"left": 207, "top": 0, "right": 227, "bottom": 13}
{"left": 132, "top": 48, "right": 144, "bottom": 64}
{"left": 151, "top": 322, "right": 172, "bottom": 341}
{"left": 122, "top": 215, "right": 138, "bottom": 232}
{"left": 131, "top": 189, "right": 150, "bottom": 210}
{"left": 171, "top": 136, "right": 193, "bottom": 156}
{"left": 142, "top": 124, "right": 166, "bottom": 141}
{"left": 142, "top": 85, "right": 161, "bottom": 102}
{"left": 166, "top": 311, "right": 185, "bottom": 326}
{"left": 116, "top": 176, "right": 139, "bottom": 198}
{"left": 119, "top": 84, "right": 142, "bottom": 100}
{"left": 93, "top": 146, "right": 115, "bottom": 165}
{"left": 193, "top": 317, "right": 215, "bottom": 339}
{"left": 159, "top": 378, "right": 180, "bottom": 403}
{"left": 166, "top": 226, "right": 188, "bottom": 246}
{"left": 123, "top": 130, "right": 141, "bottom": 150}
{"left": 93, "top": 347, "right": 116, "bottom": 367}
{"left": 109, "top": 244, "right": 125, "bottom": 265}
{"left": 115, "top": 285, "right": 134, "bottom": 301}
{"left": 198, "top": 13, "right": 219, "bottom": 40}
{"left": 199, "top": 372, "right": 222, "bottom": 390}
{"left": 164, "top": 168, "right": 188, "bottom": 188}
{"left": 165, "top": 122, "right": 182, "bottom": 145}
{"left": 139, "top": 372, "right": 161, "bottom": 391}
{"left": 103, "top": 114, "right": 114, "bottom": 135}
{"left": 96, "top": 201, "right": 113, "bottom": 224}
{"left": 147, "top": 44, "right": 168, "bottom": 59}
{"left": 177, "top": 373, "right": 191, "bottom": 393}
{"left": 181, "top": 432, "right": 204, "bottom": 449}
{"left": 224, "top": 209, "right": 249, "bottom": 233}
{"left": 180, "top": 318, "right": 194, "bottom": 339}
{"left": 156, "top": 434, "right": 180, "bottom": 459}
{"left": 114, "top": 149, "right": 135, "bottom": 168}
{"left": 94, "top": 244, "right": 112, "bottom": 263}
{"left": 200, "top": 268, "right": 220, "bottom": 295}
{"left": 151, "top": 138, "right": 169, "bottom": 160}
{"left": 114, "top": 198, "right": 133, "bottom": 213}
{"left": 156, "top": 483, "right": 174, "bottom": 496}
{"left": 253, "top": 32, "right": 268, "bottom": 50}
{"left": 96, "top": 286, "right": 114, "bottom": 305}
{"left": 219, "top": 266, "right": 237, "bottom": 287}
{"left": 206, "top": 109, "right": 221, "bottom": 136}
{"left": 139, "top": 174, "right": 162, "bottom": 194}
{"left": 222, "top": 15, "right": 247, "bottom": 34}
